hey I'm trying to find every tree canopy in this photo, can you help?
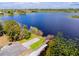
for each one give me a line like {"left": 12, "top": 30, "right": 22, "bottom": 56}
{"left": 3, "top": 20, "right": 21, "bottom": 41}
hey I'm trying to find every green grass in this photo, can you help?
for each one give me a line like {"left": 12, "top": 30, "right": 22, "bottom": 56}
{"left": 71, "top": 15, "right": 79, "bottom": 18}
{"left": 30, "top": 37, "right": 45, "bottom": 50}
{"left": 18, "top": 34, "right": 40, "bottom": 43}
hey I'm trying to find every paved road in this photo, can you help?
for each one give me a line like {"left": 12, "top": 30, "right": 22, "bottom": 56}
{"left": 0, "top": 42, "right": 26, "bottom": 56}
{"left": 0, "top": 38, "right": 46, "bottom": 56}
{"left": 28, "top": 44, "right": 47, "bottom": 56}
{"left": 22, "top": 38, "right": 40, "bottom": 49}
{"left": 19, "top": 49, "right": 32, "bottom": 56}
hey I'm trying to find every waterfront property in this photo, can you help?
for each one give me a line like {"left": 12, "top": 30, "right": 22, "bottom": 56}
{"left": 1, "top": 2, "right": 79, "bottom": 56}
{"left": 0, "top": 20, "right": 47, "bottom": 56}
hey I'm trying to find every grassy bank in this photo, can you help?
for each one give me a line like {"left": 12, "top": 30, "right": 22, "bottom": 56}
{"left": 70, "top": 15, "right": 79, "bottom": 18}
{"left": 30, "top": 37, "right": 45, "bottom": 50}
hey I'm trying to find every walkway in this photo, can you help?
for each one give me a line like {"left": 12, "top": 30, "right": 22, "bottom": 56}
{"left": 28, "top": 44, "right": 47, "bottom": 56}
{"left": 22, "top": 38, "right": 40, "bottom": 49}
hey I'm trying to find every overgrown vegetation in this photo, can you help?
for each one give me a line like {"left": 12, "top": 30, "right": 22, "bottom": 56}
{"left": 0, "top": 20, "right": 43, "bottom": 43}
{"left": 0, "top": 22, "right": 4, "bottom": 36}
{"left": 19, "top": 25, "right": 31, "bottom": 40}
{"left": 42, "top": 33, "right": 79, "bottom": 56}
{"left": 70, "top": 15, "right": 79, "bottom": 18}
{"left": 0, "top": 22, "right": 3, "bottom": 31}
{"left": 0, "top": 20, "right": 31, "bottom": 42}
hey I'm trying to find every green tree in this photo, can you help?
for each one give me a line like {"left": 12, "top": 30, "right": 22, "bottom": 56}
{"left": 3, "top": 20, "right": 21, "bottom": 41}
{"left": 5, "top": 9, "right": 14, "bottom": 16}
{"left": 0, "top": 22, "right": 4, "bottom": 36}
{"left": 0, "top": 22, "right": 3, "bottom": 31}
{"left": 19, "top": 25, "right": 31, "bottom": 40}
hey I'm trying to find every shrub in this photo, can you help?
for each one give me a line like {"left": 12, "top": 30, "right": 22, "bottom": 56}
{"left": 0, "top": 22, "right": 4, "bottom": 36}
{"left": 19, "top": 25, "right": 31, "bottom": 40}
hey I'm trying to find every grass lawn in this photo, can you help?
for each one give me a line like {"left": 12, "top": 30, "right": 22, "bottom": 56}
{"left": 30, "top": 37, "right": 45, "bottom": 50}
{"left": 18, "top": 34, "right": 40, "bottom": 44}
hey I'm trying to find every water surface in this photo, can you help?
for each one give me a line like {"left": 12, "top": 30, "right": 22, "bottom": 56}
{"left": 0, "top": 12, "right": 79, "bottom": 39}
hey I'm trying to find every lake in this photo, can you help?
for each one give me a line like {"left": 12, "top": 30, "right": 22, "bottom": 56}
{"left": 0, "top": 12, "right": 79, "bottom": 39}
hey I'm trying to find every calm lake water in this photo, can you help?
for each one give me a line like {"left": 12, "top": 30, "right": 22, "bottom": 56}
{"left": 0, "top": 12, "right": 79, "bottom": 39}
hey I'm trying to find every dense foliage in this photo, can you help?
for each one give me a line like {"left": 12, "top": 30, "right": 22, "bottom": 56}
{"left": 0, "top": 22, "right": 4, "bottom": 36}
{"left": 0, "top": 22, "right": 3, "bottom": 31}
{"left": 19, "top": 25, "right": 31, "bottom": 40}
{"left": 44, "top": 33, "right": 79, "bottom": 56}
{"left": 5, "top": 9, "right": 14, "bottom": 16}
{"left": 2, "top": 20, "right": 31, "bottom": 41}
{"left": 3, "top": 20, "right": 21, "bottom": 41}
